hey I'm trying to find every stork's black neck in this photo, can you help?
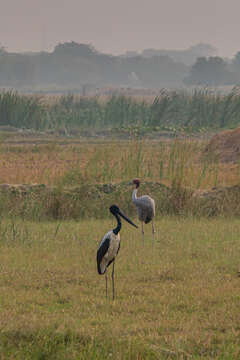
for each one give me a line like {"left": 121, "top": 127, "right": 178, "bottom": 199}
{"left": 113, "top": 214, "right": 121, "bottom": 235}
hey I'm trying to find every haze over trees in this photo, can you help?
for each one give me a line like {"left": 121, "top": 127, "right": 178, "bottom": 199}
{"left": 184, "top": 57, "right": 236, "bottom": 86}
{"left": 0, "top": 41, "right": 240, "bottom": 91}
{"left": 122, "top": 43, "right": 217, "bottom": 65}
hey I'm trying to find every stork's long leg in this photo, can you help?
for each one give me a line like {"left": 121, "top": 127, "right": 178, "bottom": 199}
{"left": 152, "top": 219, "right": 155, "bottom": 246}
{"left": 112, "top": 260, "right": 115, "bottom": 300}
{"left": 141, "top": 222, "right": 144, "bottom": 244}
{"left": 105, "top": 271, "right": 108, "bottom": 299}
{"left": 152, "top": 219, "right": 156, "bottom": 234}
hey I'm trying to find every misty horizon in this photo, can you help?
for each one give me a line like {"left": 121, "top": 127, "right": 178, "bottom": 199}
{"left": 1, "top": 40, "right": 219, "bottom": 58}
{"left": 0, "top": 35, "right": 236, "bottom": 60}
{"left": 1, "top": 0, "right": 240, "bottom": 58}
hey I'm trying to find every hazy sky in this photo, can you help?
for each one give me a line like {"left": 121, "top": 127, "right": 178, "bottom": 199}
{"left": 0, "top": 0, "right": 239, "bottom": 57}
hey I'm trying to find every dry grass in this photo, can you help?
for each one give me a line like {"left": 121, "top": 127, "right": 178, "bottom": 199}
{"left": 0, "top": 136, "right": 240, "bottom": 357}
{"left": 0, "top": 218, "right": 240, "bottom": 358}
{"left": 0, "top": 138, "right": 240, "bottom": 189}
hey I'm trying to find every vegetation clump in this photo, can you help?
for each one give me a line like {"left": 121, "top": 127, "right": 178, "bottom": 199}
{"left": 0, "top": 181, "right": 240, "bottom": 220}
{"left": 204, "top": 127, "right": 240, "bottom": 163}
{"left": 1, "top": 88, "right": 240, "bottom": 134}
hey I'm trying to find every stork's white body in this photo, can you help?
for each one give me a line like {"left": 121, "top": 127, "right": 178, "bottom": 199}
{"left": 97, "top": 231, "right": 120, "bottom": 275}
{"left": 96, "top": 204, "right": 138, "bottom": 300}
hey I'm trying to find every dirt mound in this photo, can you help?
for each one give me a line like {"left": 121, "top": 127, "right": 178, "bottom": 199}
{"left": 192, "top": 185, "right": 240, "bottom": 216}
{"left": 204, "top": 128, "right": 240, "bottom": 163}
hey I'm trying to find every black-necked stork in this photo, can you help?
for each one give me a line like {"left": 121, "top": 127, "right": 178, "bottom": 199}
{"left": 132, "top": 179, "right": 156, "bottom": 244}
{"left": 97, "top": 204, "right": 138, "bottom": 300}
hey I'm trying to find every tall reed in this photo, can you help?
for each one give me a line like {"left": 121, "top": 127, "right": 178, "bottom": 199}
{"left": 0, "top": 90, "right": 46, "bottom": 130}
{"left": 1, "top": 88, "right": 240, "bottom": 132}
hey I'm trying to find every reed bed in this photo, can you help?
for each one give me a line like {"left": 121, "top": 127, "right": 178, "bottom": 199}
{"left": 1, "top": 88, "right": 240, "bottom": 132}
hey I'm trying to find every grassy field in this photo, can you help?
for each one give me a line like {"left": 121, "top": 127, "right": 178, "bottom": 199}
{"left": 0, "top": 137, "right": 239, "bottom": 189}
{"left": 0, "top": 133, "right": 239, "bottom": 358}
{"left": 0, "top": 217, "right": 240, "bottom": 359}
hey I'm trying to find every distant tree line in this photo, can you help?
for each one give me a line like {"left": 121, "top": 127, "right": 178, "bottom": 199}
{"left": 184, "top": 55, "right": 239, "bottom": 86}
{"left": 0, "top": 42, "right": 187, "bottom": 90}
{"left": 122, "top": 43, "right": 217, "bottom": 66}
{"left": 0, "top": 42, "right": 240, "bottom": 90}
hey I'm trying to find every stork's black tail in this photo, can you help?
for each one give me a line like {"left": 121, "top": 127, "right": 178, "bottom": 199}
{"left": 145, "top": 216, "right": 152, "bottom": 224}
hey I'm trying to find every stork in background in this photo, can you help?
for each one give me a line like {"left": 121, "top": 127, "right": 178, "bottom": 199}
{"left": 132, "top": 179, "right": 156, "bottom": 244}
{"left": 97, "top": 205, "right": 138, "bottom": 300}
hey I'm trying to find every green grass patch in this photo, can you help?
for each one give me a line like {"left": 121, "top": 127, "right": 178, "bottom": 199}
{"left": 2, "top": 88, "right": 240, "bottom": 133}
{"left": 0, "top": 218, "right": 239, "bottom": 358}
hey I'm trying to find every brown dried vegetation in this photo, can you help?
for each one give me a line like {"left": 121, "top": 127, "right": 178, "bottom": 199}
{"left": 0, "top": 133, "right": 240, "bottom": 219}
{"left": 204, "top": 127, "right": 240, "bottom": 163}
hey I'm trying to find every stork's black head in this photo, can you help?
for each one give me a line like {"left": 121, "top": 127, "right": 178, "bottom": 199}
{"left": 109, "top": 204, "right": 138, "bottom": 229}
{"left": 109, "top": 204, "right": 120, "bottom": 215}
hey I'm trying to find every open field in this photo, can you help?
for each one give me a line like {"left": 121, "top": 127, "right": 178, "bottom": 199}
{"left": 0, "top": 137, "right": 239, "bottom": 189}
{"left": 0, "top": 131, "right": 239, "bottom": 358}
{"left": 0, "top": 218, "right": 240, "bottom": 359}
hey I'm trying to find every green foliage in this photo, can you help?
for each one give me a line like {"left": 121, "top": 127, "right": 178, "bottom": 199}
{"left": 149, "top": 88, "right": 240, "bottom": 131}
{"left": 48, "top": 94, "right": 103, "bottom": 131}
{"left": 2, "top": 88, "right": 240, "bottom": 133}
{"left": 0, "top": 90, "right": 47, "bottom": 130}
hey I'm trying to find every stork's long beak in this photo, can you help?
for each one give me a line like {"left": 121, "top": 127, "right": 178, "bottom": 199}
{"left": 118, "top": 210, "right": 138, "bottom": 228}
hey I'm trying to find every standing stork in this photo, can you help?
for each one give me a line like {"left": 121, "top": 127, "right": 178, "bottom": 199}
{"left": 97, "top": 205, "right": 138, "bottom": 300}
{"left": 132, "top": 179, "right": 156, "bottom": 244}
